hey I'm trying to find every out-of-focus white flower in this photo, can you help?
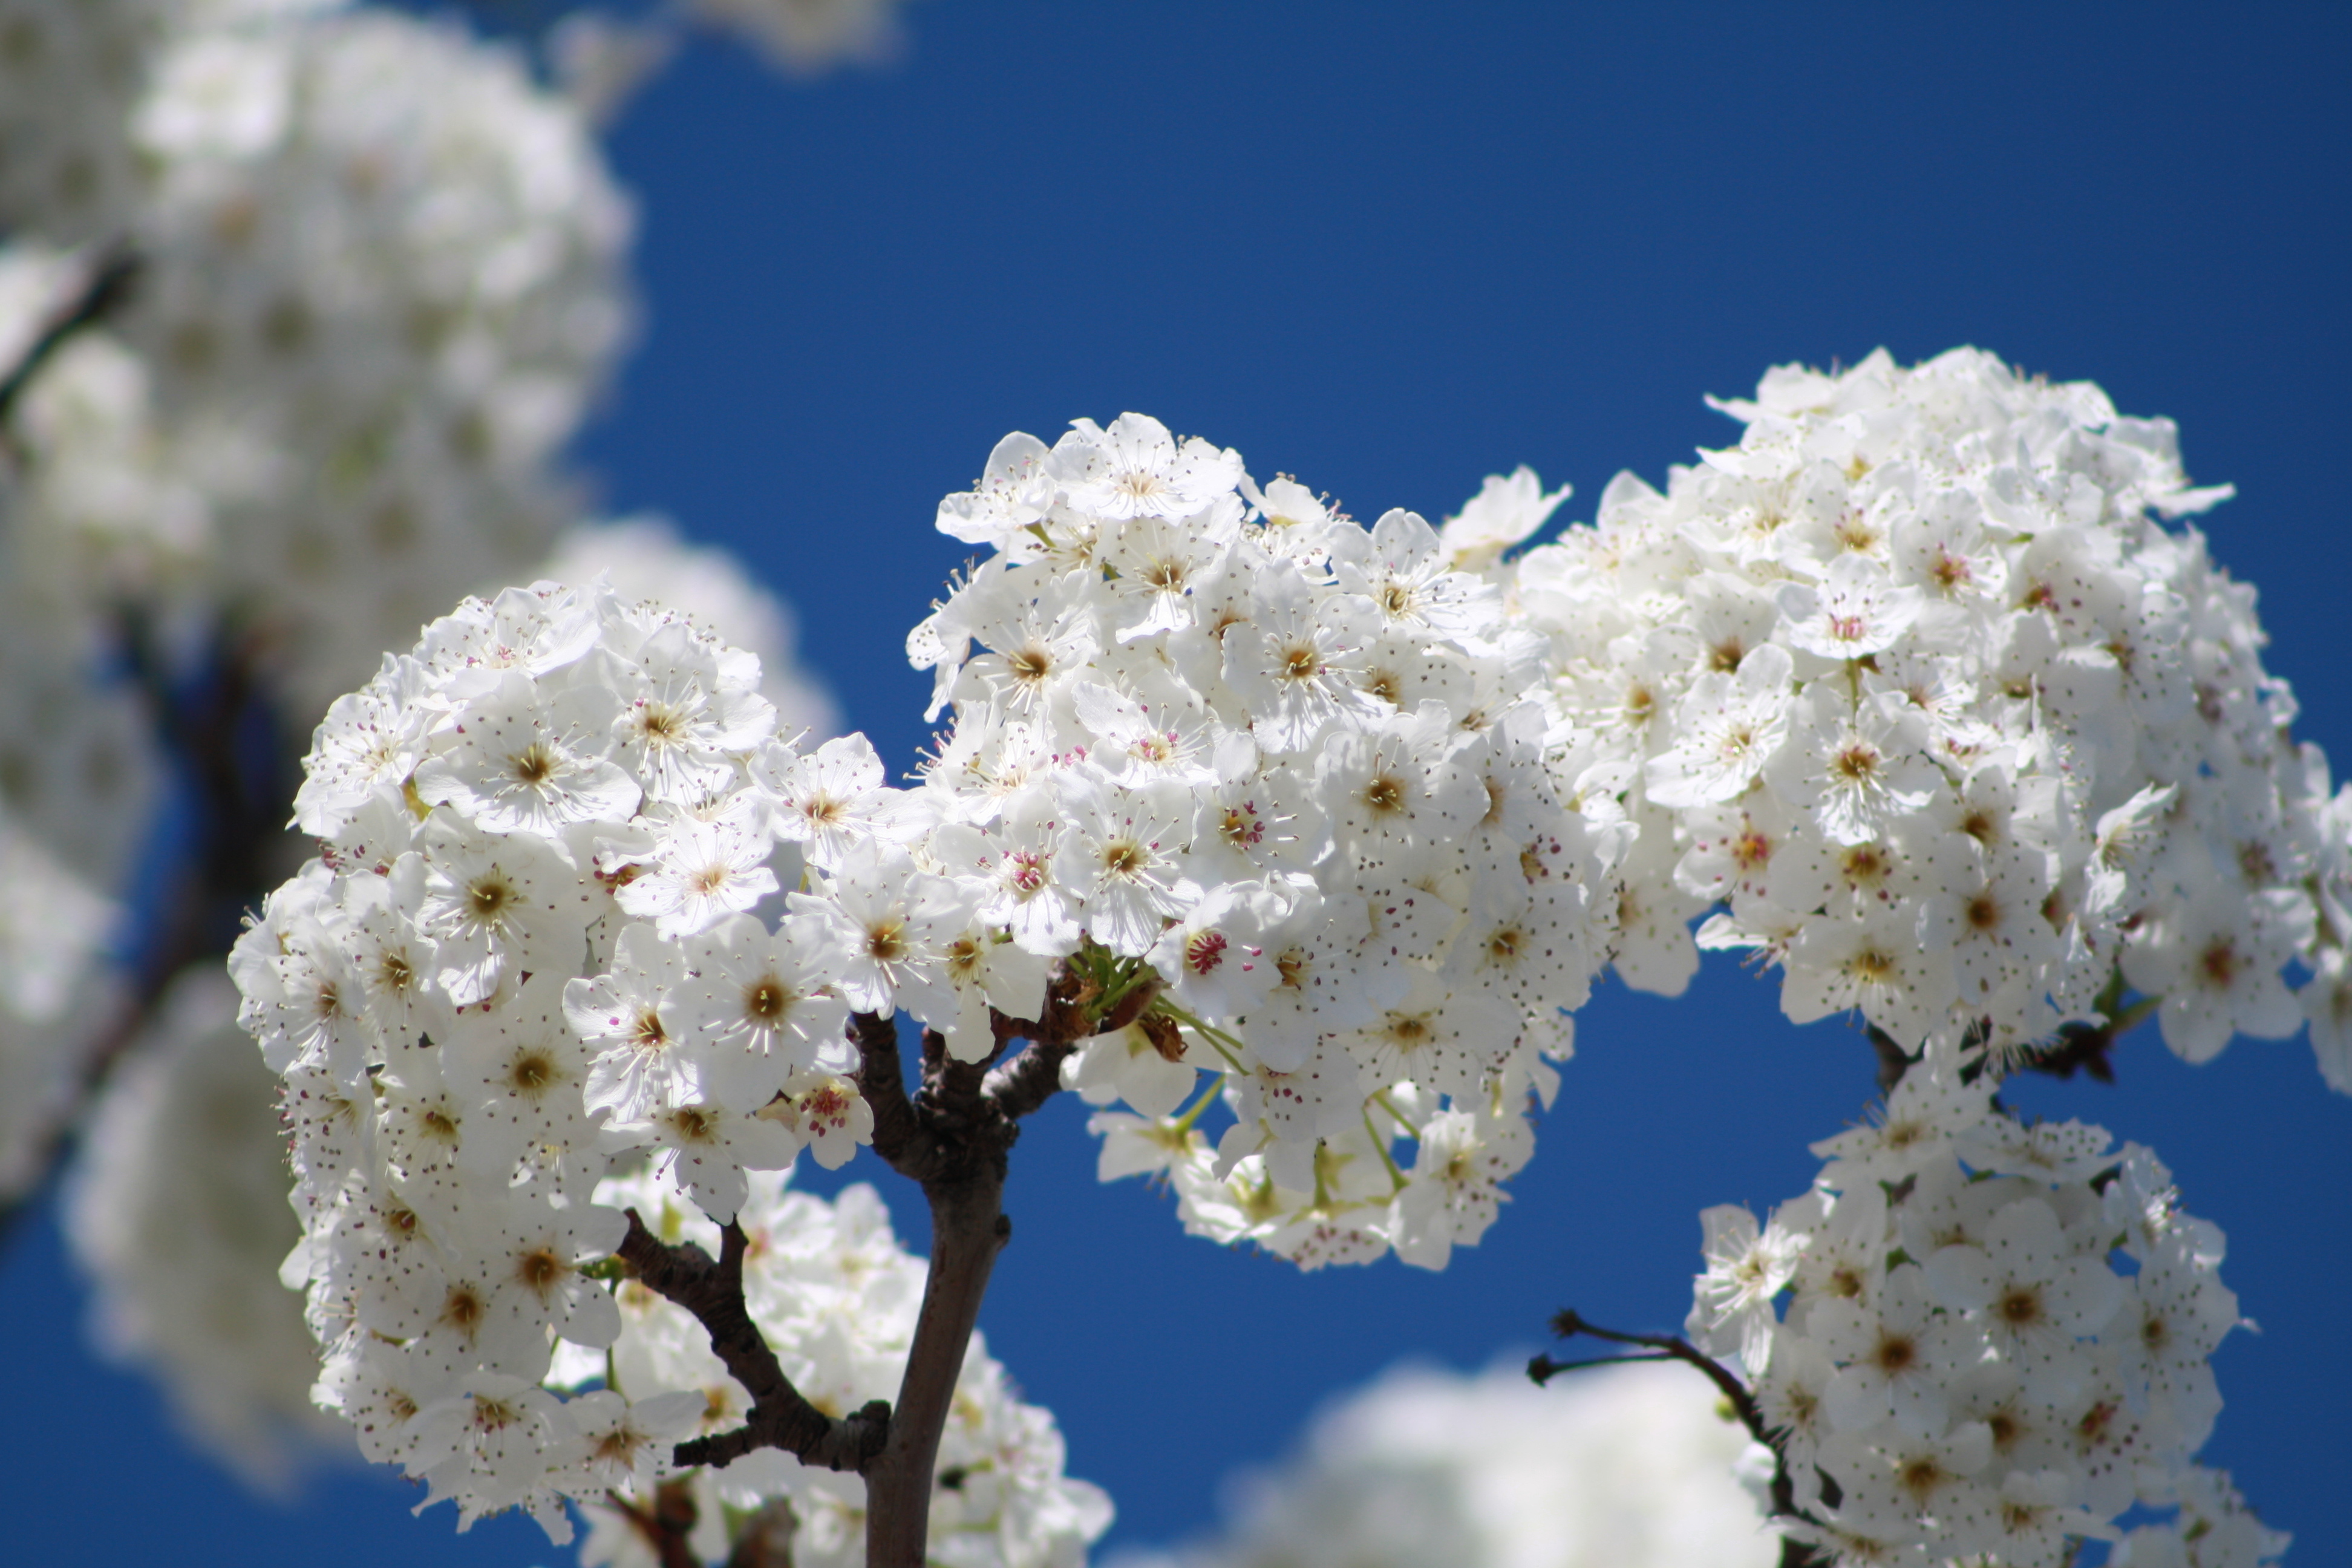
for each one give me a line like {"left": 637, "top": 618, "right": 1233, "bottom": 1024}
{"left": 65, "top": 969, "right": 347, "bottom": 1490}
{"left": 3, "top": 0, "right": 637, "bottom": 795}
{"left": 683, "top": 0, "right": 913, "bottom": 76}
{"left": 1112, "top": 1359, "right": 1773, "bottom": 1568}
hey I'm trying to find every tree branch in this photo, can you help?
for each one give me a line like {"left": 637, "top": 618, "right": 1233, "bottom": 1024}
{"left": 864, "top": 1156, "right": 1013, "bottom": 1568}
{"left": 980, "top": 967, "right": 1095, "bottom": 1120}
{"left": 858, "top": 975, "right": 1112, "bottom": 1567}
{"left": 849, "top": 1010, "right": 942, "bottom": 1181}
{"left": 617, "top": 1209, "right": 890, "bottom": 1474}
{"left": 979, "top": 1037, "right": 1079, "bottom": 1122}
{"left": 606, "top": 1480, "right": 701, "bottom": 1568}
{"left": 702, "top": 967, "right": 1106, "bottom": 1566}
{"left": 2014, "top": 1016, "right": 2122, "bottom": 1083}
{"left": 724, "top": 1497, "right": 799, "bottom": 1568}
{"left": 0, "top": 243, "right": 140, "bottom": 433}
{"left": 1865, "top": 1025, "right": 1912, "bottom": 1095}
{"left": 1532, "top": 1309, "right": 1823, "bottom": 1544}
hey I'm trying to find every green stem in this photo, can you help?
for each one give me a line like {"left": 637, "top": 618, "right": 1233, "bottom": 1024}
{"left": 1370, "top": 1088, "right": 1423, "bottom": 1139}
{"left": 1363, "top": 1108, "right": 1409, "bottom": 1194}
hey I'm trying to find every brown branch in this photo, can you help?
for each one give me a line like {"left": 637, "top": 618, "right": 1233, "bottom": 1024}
{"left": 857, "top": 982, "right": 1111, "bottom": 1567}
{"left": 697, "top": 968, "right": 1102, "bottom": 1566}
{"left": 606, "top": 1480, "right": 701, "bottom": 1568}
{"left": 1871, "top": 1009, "right": 2131, "bottom": 1100}
{"left": 1780, "top": 1534, "right": 1829, "bottom": 1568}
{"left": 1533, "top": 1310, "right": 1821, "bottom": 1540}
{"left": 1865, "top": 1025, "right": 1912, "bottom": 1095}
{"left": 849, "top": 1010, "right": 942, "bottom": 1180}
{"left": 2014, "top": 1016, "right": 2120, "bottom": 1083}
{"left": 0, "top": 243, "right": 140, "bottom": 433}
{"left": 916, "top": 1028, "right": 995, "bottom": 1132}
{"left": 980, "top": 967, "right": 1096, "bottom": 1120}
{"left": 725, "top": 1497, "right": 799, "bottom": 1568}
{"left": 864, "top": 1159, "right": 1013, "bottom": 1568}
{"left": 979, "top": 1039, "right": 1079, "bottom": 1122}
{"left": 617, "top": 1209, "right": 890, "bottom": 1474}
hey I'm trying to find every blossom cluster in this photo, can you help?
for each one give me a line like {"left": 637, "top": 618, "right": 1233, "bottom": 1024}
{"left": 0, "top": 4, "right": 837, "bottom": 1482}
{"left": 1687, "top": 1050, "right": 2269, "bottom": 1566}
{"left": 1505, "top": 348, "right": 2350, "bottom": 1083}
{"left": 232, "top": 577, "right": 1097, "bottom": 1547}
{"left": 0, "top": 0, "right": 635, "bottom": 1222}
{"left": 2, "top": 0, "right": 634, "bottom": 714}
{"left": 910, "top": 416, "right": 1618, "bottom": 1268}
{"left": 574, "top": 1167, "right": 1111, "bottom": 1568}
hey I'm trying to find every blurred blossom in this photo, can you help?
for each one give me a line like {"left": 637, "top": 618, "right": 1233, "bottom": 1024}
{"left": 1111, "top": 1359, "right": 1774, "bottom": 1568}
{"left": 66, "top": 969, "right": 348, "bottom": 1489}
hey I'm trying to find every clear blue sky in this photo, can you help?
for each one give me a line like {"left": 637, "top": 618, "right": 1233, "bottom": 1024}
{"left": 5, "top": 4, "right": 2348, "bottom": 1563}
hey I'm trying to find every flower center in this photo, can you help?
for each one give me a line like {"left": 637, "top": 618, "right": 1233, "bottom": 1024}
{"left": 509, "top": 742, "right": 558, "bottom": 786}
{"left": 468, "top": 874, "right": 517, "bottom": 921}
{"left": 518, "top": 1248, "right": 565, "bottom": 1295}
{"left": 747, "top": 978, "right": 792, "bottom": 1022}
{"left": 1832, "top": 742, "right": 1883, "bottom": 783}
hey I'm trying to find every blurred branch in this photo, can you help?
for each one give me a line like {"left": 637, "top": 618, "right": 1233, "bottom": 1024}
{"left": 0, "top": 619, "right": 288, "bottom": 1252}
{"left": 1866, "top": 989, "right": 2152, "bottom": 1100}
{"left": 725, "top": 1497, "right": 799, "bottom": 1568}
{"left": 607, "top": 1479, "right": 701, "bottom": 1568}
{"left": 0, "top": 244, "right": 140, "bottom": 436}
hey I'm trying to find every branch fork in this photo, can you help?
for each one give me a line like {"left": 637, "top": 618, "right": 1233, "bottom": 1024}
{"left": 617, "top": 964, "right": 1100, "bottom": 1567}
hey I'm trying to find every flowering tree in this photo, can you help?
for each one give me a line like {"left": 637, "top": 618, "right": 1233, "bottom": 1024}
{"left": 0, "top": 5, "right": 2334, "bottom": 1568}
{"left": 228, "top": 366, "right": 2324, "bottom": 1566}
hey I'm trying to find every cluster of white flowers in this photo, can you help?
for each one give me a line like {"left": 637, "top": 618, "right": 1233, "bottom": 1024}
{"left": 0, "top": 0, "right": 852, "bottom": 1508}
{"left": 0, "top": 0, "right": 339, "bottom": 244}
{"left": 62, "top": 1, "right": 629, "bottom": 709}
{"left": 910, "top": 416, "right": 1618, "bottom": 1269}
{"left": 64, "top": 971, "right": 342, "bottom": 1489}
{"left": 574, "top": 1167, "right": 1110, "bottom": 1568}
{"left": 540, "top": 515, "right": 840, "bottom": 746}
{"left": 1506, "top": 348, "right": 2350, "bottom": 1083}
{"left": 0, "top": 0, "right": 634, "bottom": 1190}
{"left": 2109, "top": 1465, "right": 2291, "bottom": 1568}
{"left": 1112, "top": 1358, "right": 1772, "bottom": 1568}
{"left": 1687, "top": 1049, "right": 2270, "bottom": 1566}
{"left": 230, "top": 577, "right": 1103, "bottom": 1547}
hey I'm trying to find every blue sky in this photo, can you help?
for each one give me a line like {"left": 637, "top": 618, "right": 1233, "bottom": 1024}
{"left": 5, "top": 3, "right": 2348, "bottom": 1563}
